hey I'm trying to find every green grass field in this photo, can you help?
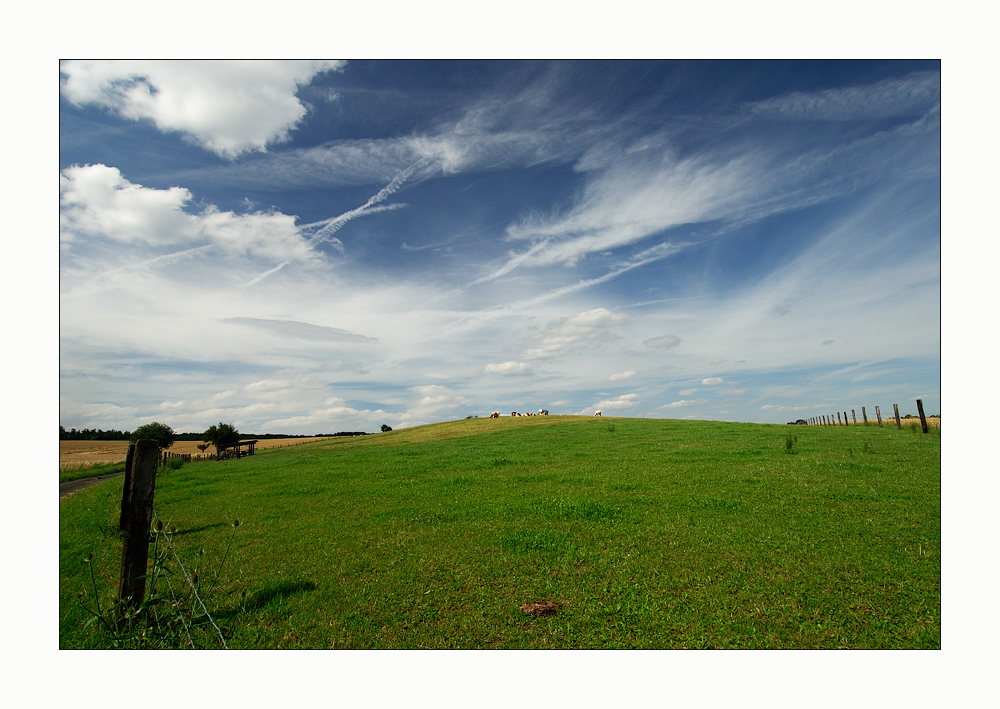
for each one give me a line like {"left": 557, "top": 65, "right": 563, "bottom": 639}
{"left": 59, "top": 416, "right": 940, "bottom": 649}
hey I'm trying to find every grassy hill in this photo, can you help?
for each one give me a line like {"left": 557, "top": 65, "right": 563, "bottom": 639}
{"left": 59, "top": 415, "right": 940, "bottom": 649}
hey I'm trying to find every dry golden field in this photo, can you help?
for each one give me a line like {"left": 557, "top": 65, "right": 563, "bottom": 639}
{"left": 59, "top": 437, "right": 335, "bottom": 469}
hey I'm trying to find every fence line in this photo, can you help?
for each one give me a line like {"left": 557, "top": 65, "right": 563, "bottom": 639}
{"left": 806, "top": 399, "right": 935, "bottom": 432}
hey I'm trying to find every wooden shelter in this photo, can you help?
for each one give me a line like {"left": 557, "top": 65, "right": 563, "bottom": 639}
{"left": 216, "top": 439, "right": 258, "bottom": 460}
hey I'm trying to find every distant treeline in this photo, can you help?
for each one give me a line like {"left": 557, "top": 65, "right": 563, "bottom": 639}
{"left": 60, "top": 426, "right": 371, "bottom": 441}
{"left": 60, "top": 426, "right": 131, "bottom": 441}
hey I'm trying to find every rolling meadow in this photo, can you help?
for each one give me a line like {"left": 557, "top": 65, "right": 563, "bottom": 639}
{"left": 59, "top": 416, "right": 940, "bottom": 649}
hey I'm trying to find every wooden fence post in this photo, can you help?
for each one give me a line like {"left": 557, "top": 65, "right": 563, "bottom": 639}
{"left": 862, "top": 407, "right": 869, "bottom": 425}
{"left": 119, "top": 443, "right": 136, "bottom": 532}
{"left": 837, "top": 412, "right": 842, "bottom": 425}
{"left": 843, "top": 411, "right": 848, "bottom": 426}
{"left": 118, "top": 439, "right": 160, "bottom": 613}
{"left": 916, "top": 399, "right": 929, "bottom": 433}
{"left": 875, "top": 406, "right": 883, "bottom": 427}
{"left": 893, "top": 403, "right": 902, "bottom": 429}
{"left": 851, "top": 410, "right": 857, "bottom": 425}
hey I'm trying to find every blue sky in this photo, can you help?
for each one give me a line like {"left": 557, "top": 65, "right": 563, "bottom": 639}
{"left": 59, "top": 60, "right": 940, "bottom": 434}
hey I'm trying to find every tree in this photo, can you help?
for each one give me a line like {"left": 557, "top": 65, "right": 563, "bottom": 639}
{"left": 203, "top": 422, "right": 240, "bottom": 450}
{"left": 381, "top": 424, "right": 392, "bottom": 432}
{"left": 130, "top": 422, "right": 176, "bottom": 449}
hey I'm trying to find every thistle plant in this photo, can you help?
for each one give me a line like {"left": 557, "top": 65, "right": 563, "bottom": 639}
{"left": 76, "top": 515, "right": 243, "bottom": 649}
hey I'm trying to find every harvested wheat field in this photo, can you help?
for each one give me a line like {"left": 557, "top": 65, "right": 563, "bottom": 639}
{"left": 59, "top": 437, "right": 335, "bottom": 469}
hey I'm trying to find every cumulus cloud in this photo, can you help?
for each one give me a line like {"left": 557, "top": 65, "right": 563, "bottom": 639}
{"left": 583, "top": 393, "right": 639, "bottom": 414}
{"left": 60, "top": 164, "right": 198, "bottom": 246}
{"left": 60, "top": 60, "right": 346, "bottom": 158}
{"left": 609, "top": 370, "right": 637, "bottom": 381}
{"left": 484, "top": 361, "right": 534, "bottom": 376}
{"left": 701, "top": 377, "right": 725, "bottom": 385}
{"left": 514, "top": 308, "right": 627, "bottom": 361}
{"left": 644, "top": 334, "right": 681, "bottom": 349}
{"left": 60, "top": 164, "right": 317, "bottom": 263}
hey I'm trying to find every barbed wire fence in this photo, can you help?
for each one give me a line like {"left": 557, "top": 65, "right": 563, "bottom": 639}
{"left": 152, "top": 524, "right": 229, "bottom": 649}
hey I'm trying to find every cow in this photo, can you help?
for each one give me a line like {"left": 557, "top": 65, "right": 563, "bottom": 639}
{"left": 489, "top": 411, "right": 500, "bottom": 419}
{"left": 594, "top": 410, "right": 602, "bottom": 416}
{"left": 538, "top": 409, "right": 549, "bottom": 415}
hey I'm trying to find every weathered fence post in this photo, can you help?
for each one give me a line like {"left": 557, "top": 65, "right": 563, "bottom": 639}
{"left": 916, "top": 399, "right": 929, "bottom": 433}
{"left": 893, "top": 403, "right": 902, "bottom": 429}
{"left": 851, "top": 410, "right": 857, "bottom": 425}
{"left": 875, "top": 406, "right": 883, "bottom": 427}
{"left": 837, "top": 412, "right": 842, "bottom": 425}
{"left": 118, "top": 439, "right": 160, "bottom": 614}
{"left": 119, "top": 443, "right": 136, "bottom": 532}
{"left": 862, "top": 407, "right": 869, "bottom": 425}
{"left": 843, "top": 412, "right": 848, "bottom": 426}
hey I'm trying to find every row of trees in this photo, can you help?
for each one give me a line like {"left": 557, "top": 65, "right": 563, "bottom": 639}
{"left": 61, "top": 425, "right": 362, "bottom": 442}
{"left": 123, "top": 421, "right": 241, "bottom": 451}
{"left": 60, "top": 426, "right": 131, "bottom": 441}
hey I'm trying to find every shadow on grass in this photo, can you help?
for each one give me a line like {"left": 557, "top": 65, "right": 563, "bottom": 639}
{"left": 249, "top": 580, "right": 318, "bottom": 609}
{"left": 169, "top": 522, "right": 231, "bottom": 536}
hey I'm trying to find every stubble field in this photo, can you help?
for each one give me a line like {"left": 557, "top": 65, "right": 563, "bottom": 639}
{"left": 60, "top": 437, "right": 335, "bottom": 469}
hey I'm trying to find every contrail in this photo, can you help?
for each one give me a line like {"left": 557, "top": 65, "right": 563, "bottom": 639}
{"left": 247, "top": 158, "right": 432, "bottom": 287}
{"left": 245, "top": 260, "right": 289, "bottom": 287}
{"left": 305, "top": 157, "right": 431, "bottom": 244}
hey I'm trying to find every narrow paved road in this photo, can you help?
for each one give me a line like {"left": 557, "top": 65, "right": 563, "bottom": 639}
{"left": 60, "top": 471, "right": 125, "bottom": 499}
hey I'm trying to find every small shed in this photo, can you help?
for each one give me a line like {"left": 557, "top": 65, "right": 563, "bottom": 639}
{"left": 217, "top": 440, "right": 258, "bottom": 460}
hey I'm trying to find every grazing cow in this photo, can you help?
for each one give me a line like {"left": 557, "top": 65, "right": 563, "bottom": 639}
{"left": 512, "top": 411, "right": 519, "bottom": 417}
{"left": 594, "top": 410, "right": 602, "bottom": 416}
{"left": 538, "top": 409, "right": 549, "bottom": 415}
{"left": 489, "top": 411, "right": 500, "bottom": 419}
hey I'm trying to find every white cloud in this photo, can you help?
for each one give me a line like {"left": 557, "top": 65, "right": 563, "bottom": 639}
{"left": 702, "top": 377, "right": 725, "bottom": 385}
{"left": 745, "top": 71, "right": 939, "bottom": 122}
{"left": 60, "top": 164, "right": 318, "bottom": 264}
{"left": 582, "top": 393, "right": 639, "bottom": 415}
{"left": 60, "top": 60, "right": 346, "bottom": 158}
{"left": 60, "top": 164, "right": 198, "bottom": 246}
{"left": 407, "top": 385, "right": 470, "bottom": 417}
{"left": 515, "top": 308, "right": 627, "bottom": 360}
{"left": 502, "top": 149, "right": 756, "bottom": 270}
{"left": 660, "top": 399, "right": 706, "bottom": 409}
{"left": 222, "top": 318, "right": 377, "bottom": 343}
{"left": 609, "top": 370, "right": 637, "bottom": 381}
{"left": 484, "top": 361, "right": 535, "bottom": 376}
